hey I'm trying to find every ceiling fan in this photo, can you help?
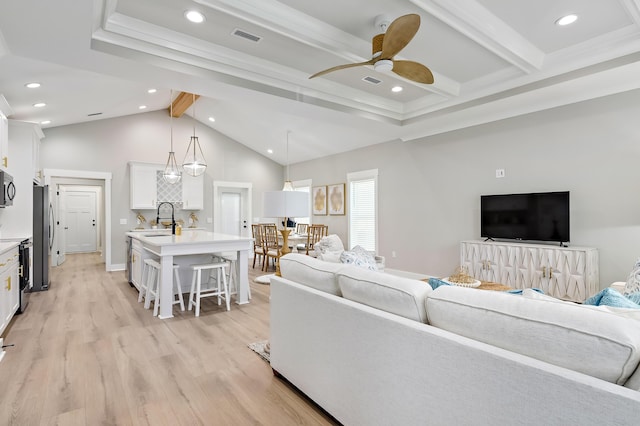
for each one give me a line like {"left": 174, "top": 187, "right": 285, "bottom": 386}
{"left": 309, "top": 14, "right": 434, "bottom": 84}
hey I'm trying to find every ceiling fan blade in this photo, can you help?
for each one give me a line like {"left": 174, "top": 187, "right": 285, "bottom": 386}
{"left": 392, "top": 60, "right": 434, "bottom": 84}
{"left": 309, "top": 60, "right": 375, "bottom": 79}
{"left": 380, "top": 14, "right": 420, "bottom": 59}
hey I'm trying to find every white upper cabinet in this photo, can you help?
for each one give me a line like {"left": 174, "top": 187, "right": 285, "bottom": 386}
{"left": 181, "top": 173, "right": 204, "bottom": 210}
{"left": 0, "top": 112, "right": 8, "bottom": 171}
{"left": 129, "top": 162, "right": 204, "bottom": 210}
{"left": 130, "top": 162, "right": 158, "bottom": 209}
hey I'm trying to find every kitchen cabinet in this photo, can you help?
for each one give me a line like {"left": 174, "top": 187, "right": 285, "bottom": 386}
{"left": 0, "top": 111, "right": 8, "bottom": 171}
{"left": 460, "top": 240, "right": 599, "bottom": 302}
{"left": 181, "top": 173, "right": 204, "bottom": 210}
{"left": 130, "top": 238, "right": 145, "bottom": 291}
{"left": 0, "top": 246, "right": 19, "bottom": 336}
{"left": 32, "top": 128, "right": 43, "bottom": 183}
{"left": 130, "top": 162, "right": 158, "bottom": 209}
{"left": 129, "top": 162, "right": 204, "bottom": 210}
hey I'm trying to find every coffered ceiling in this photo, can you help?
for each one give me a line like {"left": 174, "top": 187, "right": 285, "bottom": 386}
{"left": 1, "top": 0, "right": 640, "bottom": 164}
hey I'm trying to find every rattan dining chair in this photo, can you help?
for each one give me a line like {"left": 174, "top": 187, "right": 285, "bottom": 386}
{"left": 251, "top": 224, "right": 265, "bottom": 269}
{"left": 262, "top": 223, "right": 280, "bottom": 271}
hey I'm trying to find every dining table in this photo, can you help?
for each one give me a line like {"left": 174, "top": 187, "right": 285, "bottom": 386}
{"left": 126, "top": 230, "right": 253, "bottom": 319}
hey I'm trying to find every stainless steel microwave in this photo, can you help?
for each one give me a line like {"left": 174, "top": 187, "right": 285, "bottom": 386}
{"left": 0, "top": 171, "right": 15, "bottom": 207}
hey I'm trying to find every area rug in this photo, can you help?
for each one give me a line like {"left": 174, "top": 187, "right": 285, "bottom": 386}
{"left": 254, "top": 274, "right": 275, "bottom": 284}
{"left": 248, "top": 340, "right": 270, "bottom": 363}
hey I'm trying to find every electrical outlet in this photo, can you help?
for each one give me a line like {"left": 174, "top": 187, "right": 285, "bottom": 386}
{"left": 392, "top": 251, "right": 397, "bottom": 258}
{"left": 120, "top": 218, "right": 127, "bottom": 225}
{"left": 495, "top": 169, "right": 505, "bottom": 178}
{"left": 207, "top": 217, "right": 213, "bottom": 224}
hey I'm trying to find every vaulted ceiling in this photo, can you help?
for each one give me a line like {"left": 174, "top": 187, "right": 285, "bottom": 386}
{"left": 1, "top": 0, "right": 640, "bottom": 164}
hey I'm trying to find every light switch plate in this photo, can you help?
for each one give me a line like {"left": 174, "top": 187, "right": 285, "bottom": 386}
{"left": 120, "top": 218, "right": 127, "bottom": 225}
{"left": 495, "top": 169, "right": 505, "bottom": 178}
{"left": 207, "top": 217, "right": 213, "bottom": 224}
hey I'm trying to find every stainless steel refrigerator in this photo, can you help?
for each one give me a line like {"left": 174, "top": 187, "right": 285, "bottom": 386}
{"left": 33, "top": 185, "right": 52, "bottom": 291}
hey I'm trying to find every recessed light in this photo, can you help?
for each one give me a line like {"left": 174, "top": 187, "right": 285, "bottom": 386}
{"left": 147, "top": 88, "right": 157, "bottom": 94}
{"left": 25, "top": 82, "right": 41, "bottom": 89}
{"left": 391, "top": 86, "right": 403, "bottom": 93}
{"left": 33, "top": 102, "right": 46, "bottom": 108}
{"left": 139, "top": 105, "right": 147, "bottom": 110}
{"left": 208, "top": 117, "right": 215, "bottom": 122}
{"left": 40, "top": 120, "right": 51, "bottom": 125}
{"left": 185, "top": 10, "right": 205, "bottom": 23}
{"left": 556, "top": 14, "right": 578, "bottom": 26}
{"left": 267, "top": 149, "right": 274, "bottom": 154}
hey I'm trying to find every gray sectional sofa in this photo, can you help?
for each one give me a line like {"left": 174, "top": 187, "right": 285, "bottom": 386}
{"left": 270, "top": 253, "right": 640, "bottom": 426}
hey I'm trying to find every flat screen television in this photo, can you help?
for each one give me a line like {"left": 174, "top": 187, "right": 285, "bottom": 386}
{"left": 480, "top": 191, "right": 570, "bottom": 244}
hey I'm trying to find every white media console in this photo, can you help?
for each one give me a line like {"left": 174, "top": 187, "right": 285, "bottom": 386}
{"left": 460, "top": 240, "right": 599, "bottom": 302}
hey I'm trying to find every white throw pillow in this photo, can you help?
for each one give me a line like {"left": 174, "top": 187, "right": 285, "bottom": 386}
{"left": 313, "top": 234, "right": 345, "bottom": 257}
{"left": 340, "top": 245, "right": 378, "bottom": 271}
{"left": 624, "top": 258, "right": 640, "bottom": 295}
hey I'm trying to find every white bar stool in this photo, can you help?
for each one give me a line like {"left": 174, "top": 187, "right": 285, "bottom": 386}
{"left": 188, "top": 262, "right": 230, "bottom": 317}
{"left": 213, "top": 252, "right": 251, "bottom": 301}
{"left": 139, "top": 259, "right": 184, "bottom": 316}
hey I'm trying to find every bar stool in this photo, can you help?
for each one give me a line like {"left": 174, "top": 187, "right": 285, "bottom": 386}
{"left": 188, "top": 262, "right": 230, "bottom": 317}
{"left": 213, "top": 252, "right": 251, "bottom": 301}
{"left": 139, "top": 259, "right": 185, "bottom": 316}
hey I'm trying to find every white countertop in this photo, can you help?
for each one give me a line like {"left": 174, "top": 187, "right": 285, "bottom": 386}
{"left": 126, "top": 229, "right": 252, "bottom": 247}
{"left": 0, "top": 241, "right": 20, "bottom": 254}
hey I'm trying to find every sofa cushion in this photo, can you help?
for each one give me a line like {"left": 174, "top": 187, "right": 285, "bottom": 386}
{"left": 337, "top": 266, "right": 432, "bottom": 323}
{"left": 279, "top": 253, "right": 344, "bottom": 296}
{"left": 426, "top": 286, "right": 640, "bottom": 385}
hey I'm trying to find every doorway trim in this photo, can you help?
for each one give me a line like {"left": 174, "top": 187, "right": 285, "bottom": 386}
{"left": 44, "top": 169, "right": 113, "bottom": 271}
{"left": 213, "top": 181, "right": 252, "bottom": 238}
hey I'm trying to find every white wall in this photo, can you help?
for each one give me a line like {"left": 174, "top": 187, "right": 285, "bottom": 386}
{"left": 289, "top": 89, "right": 640, "bottom": 288}
{"left": 40, "top": 110, "right": 284, "bottom": 265}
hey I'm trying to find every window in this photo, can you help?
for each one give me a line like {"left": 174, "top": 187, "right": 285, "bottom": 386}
{"left": 292, "top": 179, "right": 311, "bottom": 225}
{"left": 348, "top": 169, "right": 378, "bottom": 252}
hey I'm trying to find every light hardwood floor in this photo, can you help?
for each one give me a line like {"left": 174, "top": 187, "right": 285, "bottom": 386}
{"left": 0, "top": 253, "right": 338, "bottom": 425}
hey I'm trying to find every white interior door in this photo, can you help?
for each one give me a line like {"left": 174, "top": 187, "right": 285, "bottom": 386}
{"left": 220, "top": 192, "right": 241, "bottom": 236}
{"left": 64, "top": 190, "right": 97, "bottom": 253}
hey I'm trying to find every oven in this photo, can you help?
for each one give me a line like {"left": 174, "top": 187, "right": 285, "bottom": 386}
{"left": 17, "top": 238, "right": 31, "bottom": 313}
{"left": 0, "top": 170, "right": 15, "bottom": 207}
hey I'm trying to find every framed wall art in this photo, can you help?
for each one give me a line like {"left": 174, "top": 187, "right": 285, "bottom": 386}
{"left": 312, "top": 186, "right": 327, "bottom": 215}
{"left": 328, "top": 183, "right": 345, "bottom": 215}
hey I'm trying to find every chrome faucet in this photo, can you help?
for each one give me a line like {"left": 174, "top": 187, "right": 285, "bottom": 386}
{"left": 156, "top": 202, "right": 176, "bottom": 235}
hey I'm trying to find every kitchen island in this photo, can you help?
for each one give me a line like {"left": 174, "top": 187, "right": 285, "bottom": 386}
{"left": 126, "top": 230, "right": 253, "bottom": 319}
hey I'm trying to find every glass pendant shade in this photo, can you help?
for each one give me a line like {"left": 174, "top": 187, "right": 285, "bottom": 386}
{"left": 163, "top": 89, "right": 181, "bottom": 184}
{"left": 282, "top": 180, "right": 294, "bottom": 191}
{"left": 182, "top": 135, "right": 207, "bottom": 176}
{"left": 163, "top": 151, "right": 181, "bottom": 184}
{"left": 182, "top": 92, "right": 207, "bottom": 177}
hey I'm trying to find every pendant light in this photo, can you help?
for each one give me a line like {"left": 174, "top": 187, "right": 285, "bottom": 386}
{"left": 282, "top": 130, "right": 293, "bottom": 191}
{"left": 162, "top": 89, "right": 181, "bottom": 184}
{"left": 182, "top": 92, "right": 207, "bottom": 176}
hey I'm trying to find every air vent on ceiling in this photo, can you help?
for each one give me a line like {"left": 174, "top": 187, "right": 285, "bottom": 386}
{"left": 87, "top": 112, "right": 102, "bottom": 116}
{"left": 362, "top": 76, "right": 382, "bottom": 85}
{"left": 232, "top": 28, "right": 262, "bottom": 43}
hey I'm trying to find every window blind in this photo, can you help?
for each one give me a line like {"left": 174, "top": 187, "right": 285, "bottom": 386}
{"left": 349, "top": 178, "right": 376, "bottom": 251}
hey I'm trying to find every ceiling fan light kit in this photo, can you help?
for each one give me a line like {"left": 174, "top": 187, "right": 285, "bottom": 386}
{"left": 309, "top": 14, "right": 434, "bottom": 85}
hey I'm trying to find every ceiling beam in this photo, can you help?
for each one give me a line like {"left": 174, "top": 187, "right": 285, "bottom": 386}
{"left": 169, "top": 92, "right": 200, "bottom": 117}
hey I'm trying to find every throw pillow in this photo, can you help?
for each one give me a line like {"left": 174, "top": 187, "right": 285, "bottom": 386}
{"left": 584, "top": 288, "right": 640, "bottom": 309}
{"left": 340, "top": 245, "right": 378, "bottom": 271}
{"left": 427, "top": 277, "right": 450, "bottom": 290}
{"left": 313, "top": 234, "right": 345, "bottom": 257}
{"left": 624, "top": 258, "right": 640, "bottom": 295}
